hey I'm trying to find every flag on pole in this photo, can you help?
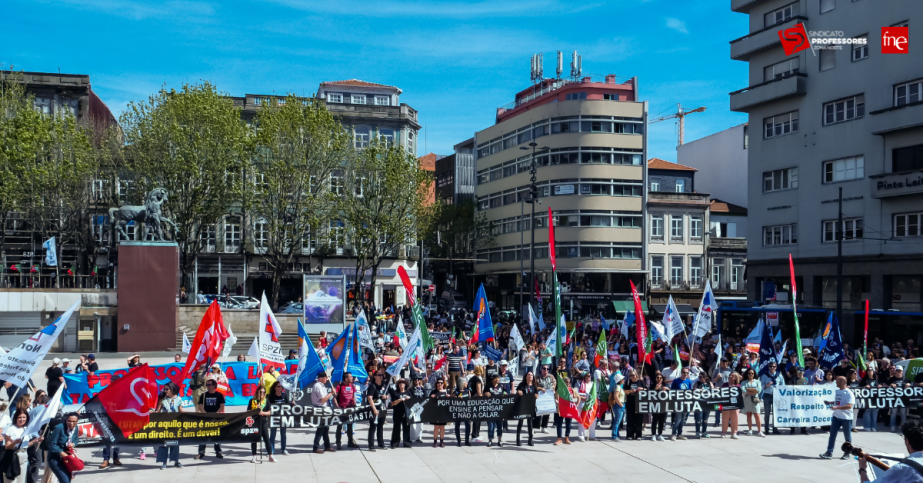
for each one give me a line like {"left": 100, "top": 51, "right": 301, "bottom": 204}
{"left": 398, "top": 266, "right": 434, "bottom": 352}
{"left": 620, "top": 312, "right": 635, "bottom": 341}
{"left": 578, "top": 380, "right": 598, "bottom": 430}
{"left": 548, "top": 207, "right": 557, "bottom": 272}
{"left": 819, "top": 312, "right": 845, "bottom": 370}
{"left": 661, "top": 295, "right": 683, "bottom": 341}
{"left": 629, "top": 280, "right": 650, "bottom": 364}
{"left": 470, "top": 284, "right": 495, "bottom": 343}
{"left": 0, "top": 301, "right": 78, "bottom": 387}
{"left": 537, "top": 310, "right": 546, "bottom": 331}
{"left": 510, "top": 323, "right": 525, "bottom": 354}
{"left": 177, "top": 300, "right": 229, "bottom": 382}
{"left": 86, "top": 364, "right": 158, "bottom": 439}
{"left": 758, "top": 315, "right": 775, "bottom": 375}
{"left": 594, "top": 329, "right": 606, "bottom": 367}
{"left": 9, "top": 264, "right": 19, "bottom": 272}
{"left": 181, "top": 332, "right": 191, "bottom": 354}
{"left": 858, "top": 299, "right": 869, "bottom": 372}
{"left": 42, "top": 237, "right": 57, "bottom": 267}
{"left": 534, "top": 278, "right": 543, "bottom": 307}
{"left": 387, "top": 325, "right": 421, "bottom": 377}
{"left": 356, "top": 310, "right": 375, "bottom": 350}
{"left": 691, "top": 280, "right": 717, "bottom": 340}
{"left": 66, "top": 265, "right": 75, "bottom": 276}
{"left": 221, "top": 323, "right": 238, "bottom": 359}
{"left": 24, "top": 382, "right": 64, "bottom": 439}
{"left": 553, "top": 272, "right": 563, "bottom": 357}
{"left": 29, "top": 265, "right": 37, "bottom": 273}
{"left": 675, "top": 345, "right": 683, "bottom": 374}
{"left": 555, "top": 373, "right": 581, "bottom": 419}
{"left": 527, "top": 304, "right": 537, "bottom": 334}
{"left": 257, "top": 292, "right": 284, "bottom": 371}
{"left": 789, "top": 254, "right": 804, "bottom": 368}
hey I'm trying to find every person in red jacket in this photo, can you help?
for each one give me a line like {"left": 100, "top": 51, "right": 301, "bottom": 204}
{"left": 334, "top": 372, "right": 360, "bottom": 449}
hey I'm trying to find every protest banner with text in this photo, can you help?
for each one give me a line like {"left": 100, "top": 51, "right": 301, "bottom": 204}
{"left": 636, "top": 387, "right": 744, "bottom": 413}
{"left": 403, "top": 395, "right": 535, "bottom": 422}
{"left": 268, "top": 404, "right": 376, "bottom": 428}
{"left": 772, "top": 386, "right": 834, "bottom": 428}
{"left": 78, "top": 410, "right": 262, "bottom": 446}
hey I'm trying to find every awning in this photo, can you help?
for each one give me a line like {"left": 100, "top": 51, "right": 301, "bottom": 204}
{"left": 651, "top": 304, "right": 697, "bottom": 317}
{"left": 612, "top": 300, "right": 648, "bottom": 314}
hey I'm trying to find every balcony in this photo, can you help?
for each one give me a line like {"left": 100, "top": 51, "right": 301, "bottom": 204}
{"left": 648, "top": 191, "right": 711, "bottom": 208}
{"left": 730, "top": 73, "right": 807, "bottom": 112}
{"left": 731, "top": 0, "right": 770, "bottom": 13}
{"left": 730, "top": 16, "right": 807, "bottom": 61}
{"left": 869, "top": 100, "right": 923, "bottom": 135}
{"left": 708, "top": 237, "right": 748, "bottom": 251}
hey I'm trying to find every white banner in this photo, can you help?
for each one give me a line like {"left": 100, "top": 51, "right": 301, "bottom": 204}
{"left": 258, "top": 293, "right": 284, "bottom": 369}
{"left": 772, "top": 386, "right": 834, "bottom": 428}
{"left": 42, "top": 237, "right": 57, "bottom": 267}
{"left": 535, "top": 390, "right": 556, "bottom": 416}
{"left": 0, "top": 301, "right": 79, "bottom": 387}
{"left": 387, "top": 325, "right": 421, "bottom": 378}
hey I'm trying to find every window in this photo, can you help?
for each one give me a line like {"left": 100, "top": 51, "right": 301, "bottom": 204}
{"left": 764, "top": 2, "right": 795, "bottom": 27}
{"left": 56, "top": 98, "right": 78, "bottom": 119}
{"left": 690, "top": 257, "right": 703, "bottom": 285}
{"left": 895, "top": 79, "right": 923, "bottom": 107}
{"left": 762, "top": 224, "right": 798, "bottom": 246}
{"left": 254, "top": 218, "right": 268, "bottom": 249}
{"left": 92, "top": 179, "right": 109, "bottom": 201}
{"left": 824, "top": 95, "right": 865, "bottom": 125}
{"left": 651, "top": 215, "right": 664, "bottom": 239}
{"left": 330, "top": 174, "right": 344, "bottom": 195}
{"left": 517, "top": 130, "right": 532, "bottom": 144}
{"left": 820, "top": 0, "right": 835, "bottom": 13}
{"left": 670, "top": 256, "right": 684, "bottom": 286}
{"left": 374, "top": 96, "right": 390, "bottom": 106}
{"left": 731, "top": 259, "right": 743, "bottom": 290}
{"left": 763, "top": 167, "right": 798, "bottom": 192}
{"left": 823, "top": 156, "right": 864, "bottom": 183}
{"left": 329, "top": 220, "right": 345, "bottom": 248}
{"left": 823, "top": 218, "right": 863, "bottom": 242}
{"left": 893, "top": 144, "right": 923, "bottom": 172}
{"left": 764, "top": 111, "right": 799, "bottom": 138}
{"left": 651, "top": 256, "right": 664, "bottom": 286}
{"left": 764, "top": 57, "right": 799, "bottom": 81}
{"left": 327, "top": 93, "right": 342, "bottom": 103}
{"left": 118, "top": 180, "right": 131, "bottom": 199}
{"left": 201, "top": 224, "right": 216, "bottom": 251}
{"left": 650, "top": 178, "right": 661, "bottom": 191}
{"left": 354, "top": 177, "right": 366, "bottom": 197}
{"left": 744, "top": 124, "right": 749, "bottom": 149}
{"left": 33, "top": 97, "right": 51, "bottom": 115}
{"left": 354, "top": 125, "right": 370, "bottom": 149}
{"left": 690, "top": 217, "right": 703, "bottom": 239}
{"left": 224, "top": 220, "right": 241, "bottom": 253}
{"left": 603, "top": 94, "right": 620, "bottom": 101}
{"left": 895, "top": 212, "right": 922, "bottom": 237}
{"left": 675, "top": 179, "right": 686, "bottom": 192}
{"left": 712, "top": 258, "right": 725, "bottom": 287}
{"left": 379, "top": 128, "right": 395, "bottom": 145}
{"left": 852, "top": 35, "right": 869, "bottom": 61}
{"left": 351, "top": 94, "right": 366, "bottom": 104}
{"left": 820, "top": 49, "right": 836, "bottom": 71}
{"left": 91, "top": 216, "right": 108, "bottom": 244}
{"left": 670, "top": 216, "right": 684, "bottom": 241}
{"left": 564, "top": 92, "right": 587, "bottom": 100}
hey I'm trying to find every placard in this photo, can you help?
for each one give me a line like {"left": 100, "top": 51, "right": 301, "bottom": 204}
{"left": 636, "top": 387, "right": 744, "bottom": 413}
{"left": 403, "top": 395, "right": 535, "bottom": 422}
{"left": 269, "top": 404, "right": 376, "bottom": 428}
{"left": 772, "top": 386, "right": 833, "bottom": 427}
{"left": 535, "top": 390, "right": 557, "bottom": 416}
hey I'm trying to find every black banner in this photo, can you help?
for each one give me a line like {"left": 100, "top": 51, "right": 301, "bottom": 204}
{"left": 403, "top": 395, "right": 535, "bottom": 422}
{"left": 637, "top": 387, "right": 745, "bottom": 413}
{"left": 268, "top": 404, "right": 377, "bottom": 428}
{"left": 78, "top": 410, "right": 263, "bottom": 446}
{"left": 854, "top": 386, "right": 923, "bottom": 409}
{"left": 431, "top": 331, "right": 452, "bottom": 349}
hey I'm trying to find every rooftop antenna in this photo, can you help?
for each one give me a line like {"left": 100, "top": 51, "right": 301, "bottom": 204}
{"left": 578, "top": 55, "right": 582, "bottom": 78}
{"left": 570, "top": 51, "right": 578, "bottom": 79}
{"left": 538, "top": 52, "right": 543, "bottom": 81}
{"left": 556, "top": 51, "right": 563, "bottom": 79}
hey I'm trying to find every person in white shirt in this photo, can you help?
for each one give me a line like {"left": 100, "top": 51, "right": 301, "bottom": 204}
{"left": 859, "top": 419, "right": 923, "bottom": 482}
{"left": 311, "top": 372, "right": 335, "bottom": 454}
{"left": 820, "top": 376, "right": 855, "bottom": 460}
{"left": 662, "top": 360, "right": 679, "bottom": 385}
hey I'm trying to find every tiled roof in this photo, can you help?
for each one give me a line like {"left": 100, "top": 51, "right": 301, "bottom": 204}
{"left": 647, "top": 158, "right": 697, "bottom": 171}
{"left": 321, "top": 79, "right": 397, "bottom": 89}
{"left": 710, "top": 198, "right": 748, "bottom": 215}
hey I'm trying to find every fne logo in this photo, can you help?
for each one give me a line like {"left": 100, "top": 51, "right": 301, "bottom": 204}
{"left": 779, "top": 23, "right": 811, "bottom": 56}
{"left": 882, "top": 27, "right": 909, "bottom": 54}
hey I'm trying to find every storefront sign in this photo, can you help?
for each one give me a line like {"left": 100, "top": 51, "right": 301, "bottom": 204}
{"left": 871, "top": 170, "right": 923, "bottom": 198}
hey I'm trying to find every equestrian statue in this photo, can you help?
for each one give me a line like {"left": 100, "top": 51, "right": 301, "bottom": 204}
{"left": 109, "top": 187, "right": 177, "bottom": 241}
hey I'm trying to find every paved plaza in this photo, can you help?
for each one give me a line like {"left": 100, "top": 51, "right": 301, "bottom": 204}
{"left": 34, "top": 354, "right": 907, "bottom": 483}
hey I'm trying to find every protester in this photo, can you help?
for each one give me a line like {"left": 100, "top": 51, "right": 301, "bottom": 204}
{"left": 365, "top": 371, "right": 388, "bottom": 452}
{"left": 249, "top": 384, "right": 275, "bottom": 463}
{"left": 334, "top": 373, "right": 360, "bottom": 450}
{"left": 388, "top": 379, "right": 411, "bottom": 448}
{"left": 46, "top": 413, "right": 79, "bottom": 483}
{"left": 468, "top": 376, "right": 485, "bottom": 443}
{"left": 693, "top": 372, "right": 713, "bottom": 439}
{"left": 741, "top": 369, "right": 764, "bottom": 437}
{"left": 760, "top": 362, "right": 784, "bottom": 435}
{"left": 195, "top": 379, "right": 225, "bottom": 460}
{"left": 409, "top": 377, "right": 426, "bottom": 443}
{"left": 2, "top": 409, "right": 43, "bottom": 483}
{"left": 515, "top": 372, "right": 538, "bottom": 446}
{"left": 577, "top": 372, "right": 597, "bottom": 441}
{"left": 534, "top": 365, "right": 555, "bottom": 433}
{"left": 669, "top": 367, "right": 693, "bottom": 441}
{"left": 173, "top": 354, "right": 182, "bottom": 363}
{"left": 310, "top": 372, "right": 335, "bottom": 454}
{"left": 820, "top": 376, "right": 855, "bottom": 460}
{"left": 486, "top": 375, "right": 505, "bottom": 446}
{"left": 157, "top": 382, "right": 184, "bottom": 469}
{"left": 721, "top": 372, "right": 741, "bottom": 439}
{"left": 554, "top": 376, "right": 577, "bottom": 445}
{"left": 649, "top": 373, "right": 668, "bottom": 441}
{"left": 860, "top": 369, "right": 879, "bottom": 431}
{"left": 429, "top": 379, "right": 449, "bottom": 447}
{"left": 858, "top": 419, "right": 923, "bottom": 482}
{"left": 608, "top": 372, "right": 626, "bottom": 440}
{"left": 624, "top": 370, "right": 647, "bottom": 441}
{"left": 44, "top": 359, "right": 64, "bottom": 397}
{"left": 453, "top": 379, "right": 472, "bottom": 447}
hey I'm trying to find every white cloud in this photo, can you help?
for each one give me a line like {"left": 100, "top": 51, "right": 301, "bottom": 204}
{"left": 665, "top": 17, "right": 689, "bottom": 34}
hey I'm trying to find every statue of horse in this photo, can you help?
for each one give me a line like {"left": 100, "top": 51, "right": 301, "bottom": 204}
{"left": 109, "top": 188, "right": 176, "bottom": 241}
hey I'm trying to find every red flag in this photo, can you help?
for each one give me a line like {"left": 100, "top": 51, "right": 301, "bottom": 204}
{"left": 534, "top": 277, "right": 542, "bottom": 305}
{"left": 29, "top": 265, "right": 37, "bottom": 273}
{"left": 434, "top": 355, "right": 447, "bottom": 372}
{"left": 177, "top": 300, "right": 228, "bottom": 382}
{"left": 86, "top": 363, "right": 158, "bottom": 439}
{"left": 548, "top": 207, "right": 556, "bottom": 271}
{"left": 397, "top": 266, "right": 416, "bottom": 306}
{"left": 630, "top": 280, "right": 650, "bottom": 364}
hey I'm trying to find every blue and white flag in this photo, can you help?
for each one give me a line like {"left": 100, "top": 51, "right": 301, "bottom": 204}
{"left": 819, "top": 312, "right": 845, "bottom": 370}
{"left": 356, "top": 310, "right": 375, "bottom": 350}
{"left": 0, "top": 301, "right": 78, "bottom": 387}
{"left": 42, "top": 237, "right": 57, "bottom": 267}
{"left": 776, "top": 340, "right": 788, "bottom": 365}
{"left": 182, "top": 332, "right": 192, "bottom": 354}
{"left": 600, "top": 316, "right": 610, "bottom": 333}
{"left": 692, "top": 280, "right": 718, "bottom": 338}
{"left": 620, "top": 312, "right": 635, "bottom": 341}
{"left": 527, "top": 304, "right": 537, "bottom": 334}
{"left": 387, "top": 325, "right": 421, "bottom": 378}
{"left": 537, "top": 311, "right": 546, "bottom": 331}
{"left": 758, "top": 316, "right": 775, "bottom": 376}
{"left": 661, "top": 295, "right": 683, "bottom": 341}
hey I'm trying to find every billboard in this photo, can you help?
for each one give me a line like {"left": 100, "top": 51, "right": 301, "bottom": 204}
{"left": 304, "top": 275, "right": 346, "bottom": 326}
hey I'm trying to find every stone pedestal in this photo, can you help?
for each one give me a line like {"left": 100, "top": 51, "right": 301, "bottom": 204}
{"left": 116, "top": 242, "right": 179, "bottom": 352}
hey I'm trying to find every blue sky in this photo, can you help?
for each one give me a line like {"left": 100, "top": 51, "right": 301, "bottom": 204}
{"left": 4, "top": 0, "right": 748, "bottom": 161}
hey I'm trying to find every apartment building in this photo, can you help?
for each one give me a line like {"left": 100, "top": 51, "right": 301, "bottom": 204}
{"left": 472, "top": 72, "right": 648, "bottom": 318}
{"left": 730, "top": 0, "right": 923, "bottom": 341}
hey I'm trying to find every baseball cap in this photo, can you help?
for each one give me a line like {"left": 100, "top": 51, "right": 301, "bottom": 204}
{"left": 52, "top": 358, "right": 61, "bottom": 364}
{"left": 62, "top": 358, "right": 70, "bottom": 363}
{"left": 499, "top": 360, "right": 509, "bottom": 366}
{"left": 88, "top": 354, "right": 96, "bottom": 360}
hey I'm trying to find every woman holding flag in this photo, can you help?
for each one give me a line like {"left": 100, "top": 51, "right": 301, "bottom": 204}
{"left": 2, "top": 410, "right": 43, "bottom": 482}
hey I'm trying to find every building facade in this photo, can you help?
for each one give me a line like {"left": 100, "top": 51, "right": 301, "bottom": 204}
{"left": 473, "top": 74, "right": 648, "bottom": 318}
{"left": 647, "top": 159, "right": 710, "bottom": 313}
{"left": 708, "top": 199, "right": 748, "bottom": 302}
{"left": 730, "top": 0, "right": 923, "bottom": 341}
{"left": 677, "top": 123, "right": 750, "bottom": 208}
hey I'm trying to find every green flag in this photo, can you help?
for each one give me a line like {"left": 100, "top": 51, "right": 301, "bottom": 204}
{"left": 553, "top": 272, "right": 563, "bottom": 357}
{"left": 675, "top": 345, "right": 682, "bottom": 374}
{"left": 410, "top": 303, "right": 434, "bottom": 352}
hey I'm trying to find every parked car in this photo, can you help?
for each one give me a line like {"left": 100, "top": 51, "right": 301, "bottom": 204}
{"left": 230, "top": 295, "right": 260, "bottom": 309}
{"left": 202, "top": 294, "right": 247, "bottom": 309}
{"left": 279, "top": 302, "right": 304, "bottom": 314}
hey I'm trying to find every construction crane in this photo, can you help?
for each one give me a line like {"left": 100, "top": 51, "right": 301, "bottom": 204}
{"left": 649, "top": 103, "right": 707, "bottom": 146}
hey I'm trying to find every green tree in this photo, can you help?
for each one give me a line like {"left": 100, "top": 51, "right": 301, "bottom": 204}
{"left": 341, "top": 139, "right": 438, "bottom": 303}
{"left": 247, "top": 95, "right": 351, "bottom": 310}
{"left": 120, "top": 82, "right": 250, "bottom": 289}
{"left": 426, "top": 199, "right": 494, "bottom": 298}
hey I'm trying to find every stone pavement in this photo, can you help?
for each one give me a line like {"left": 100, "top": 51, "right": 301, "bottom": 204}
{"left": 27, "top": 354, "right": 907, "bottom": 482}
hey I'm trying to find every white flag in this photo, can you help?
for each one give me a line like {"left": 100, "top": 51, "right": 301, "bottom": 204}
{"left": 42, "top": 237, "right": 57, "bottom": 267}
{"left": 387, "top": 325, "right": 421, "bottom": 378}
{"left": 182, "top": 332, "right": 192, "bottom": 354}
{"left": 356, "top": 310, "right": 375, "bottom": 350}
{"left": 395, "top": 317, "right": 407, "bottom": 349}
{"left": 0, "top": 301, "right": 78, "bottom": 388}
{"left": 527, "top": 304, "right": 537, "bottom": 334}
{"left": 691, "top": 280, "right": 718, "bottom": 339}
{"left": 24, "top": 383, "right": 64, "bottom": 439}
{"left": 221, "top": 323, "right": 238, "bottom": 359}
{"left": 510, "top": 323, "right": 525, "bottom": 353}
{"left": 247, "top": 337, "right": 260, "bottom": 361}
{"left": 258, "top": 292, "right": 284, "bottom": 369}
{"left": 661, "top": 295, "right": 684, "bottom": 341}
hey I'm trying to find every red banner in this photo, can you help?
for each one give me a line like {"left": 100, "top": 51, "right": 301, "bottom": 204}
{"left": 548, "top": 207, "right": 556, "bottom": 271}
{"left": 630, "top": 280, "right": 648, "bottom": 364}
{"left": 398, "top": 265, "right": 416, "bottom": 306}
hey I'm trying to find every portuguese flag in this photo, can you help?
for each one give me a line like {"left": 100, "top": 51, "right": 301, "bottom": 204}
{"left": 594, "top": 329, "right": 606, "bottom": 367}
{"left": 556, "top": 373, "right": 581, "bottom": 419}
{"left": 9, "top": 264, "right": 19, "bottom": 272}
{"left": 66, "top": 265, "right": 75, "bottom": 276}
{"left": 29, "top": 265, "right": 38, "bottom": 273}
{"left": 578, "top": 380, "right": 599, "bottom": 430}
{"left": 91, "top": 265, "right": 98, "bottom": 276}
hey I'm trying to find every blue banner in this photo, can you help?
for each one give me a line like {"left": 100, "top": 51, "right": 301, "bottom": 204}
{"left": 819, "top": 312, "right": 845, "bottom": 370}
{"left": 758, "top": 319, "right": 775, "bottom": 376}
{"left": 62, "top": 361, "right": 301, "bottom": 407}
{"left": 483, "top": 345, "right": 503, "bottom": 362}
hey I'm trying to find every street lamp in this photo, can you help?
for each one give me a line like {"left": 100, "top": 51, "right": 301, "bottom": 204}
{"left": 520, "top": 142, "right": 549, "bottom": 312}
